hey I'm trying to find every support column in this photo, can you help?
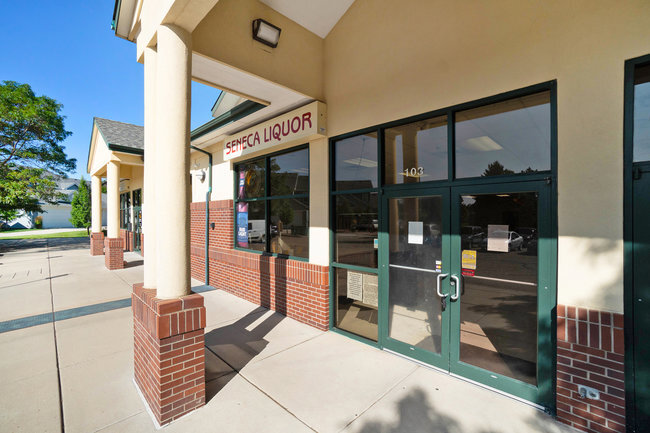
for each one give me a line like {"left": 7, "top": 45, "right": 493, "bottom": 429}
{"left": 105, "top": 160, "right": 124, "bottom": 269}
{"left": 90, "top": 175, "right": 104, "bottom": 255}
{"left": 143, "top": 46, "right": 157, "bottom": 288}
{"left": 133, "top": 25, "right": 205, "bottom": 427}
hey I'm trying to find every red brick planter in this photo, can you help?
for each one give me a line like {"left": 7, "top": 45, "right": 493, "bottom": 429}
{"left": 90, "top": 232, "right": 104, "bottom": 256}
{"left": 132, "top": 283, "right": 206, "bottom": 426}
{"left": 104, "top": 237, "right": 124, "bottom": 270}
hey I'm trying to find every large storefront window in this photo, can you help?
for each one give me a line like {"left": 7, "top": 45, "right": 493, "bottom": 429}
{"left": 455, "top": 91, "right": 551, "bottom": 178}
{"left": 234, "top": 146, "right": 309, "bottom": 259}
{"left": 329, "top": 82, "right": 556, "bottom": 407}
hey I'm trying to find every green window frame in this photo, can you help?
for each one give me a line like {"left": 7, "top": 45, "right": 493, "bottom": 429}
{"left": 328, "top": 81, "right": 558, "bottom": 384}
{"left": 233, "top": 144, "right": 310, "bottom": 261}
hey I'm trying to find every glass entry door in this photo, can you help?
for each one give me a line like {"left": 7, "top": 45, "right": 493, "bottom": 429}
{"left": 382, "top": 189, "right": 451, "bottom": 369}
{"left": 381, "top": 182, "right": 552, "bottom": 406}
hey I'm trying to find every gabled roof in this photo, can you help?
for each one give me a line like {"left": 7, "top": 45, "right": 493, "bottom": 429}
{"left": 94, "top": 117, "right": 144, "bottom": 155}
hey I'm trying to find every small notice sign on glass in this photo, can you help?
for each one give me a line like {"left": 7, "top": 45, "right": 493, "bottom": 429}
{"left": 362, "top": 274, "right": 378, "bottom": 307}
{"left": 347, "top": 271, "right": 363, "bottom": 301}
{"left": 487, "top": 224, "right": 509, "bottom": 252}
{"left": 408, "top": 221, "right": 423, "bottom": 244}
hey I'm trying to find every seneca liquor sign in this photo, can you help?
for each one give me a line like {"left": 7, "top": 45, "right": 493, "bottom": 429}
{"left": 223, "top": 101, "right": 327, "bottom": 160}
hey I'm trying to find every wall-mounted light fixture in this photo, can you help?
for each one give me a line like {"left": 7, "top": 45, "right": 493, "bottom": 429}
{"left": 252, "top": 18, "right": 281, "bottom": 48}
{"left": 195, "top": 170, "right": 206, "bottom": 183}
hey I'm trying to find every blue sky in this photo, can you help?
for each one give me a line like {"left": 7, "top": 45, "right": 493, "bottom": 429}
{"left": 0, "top": 1, "right": 219, "bottom": 178}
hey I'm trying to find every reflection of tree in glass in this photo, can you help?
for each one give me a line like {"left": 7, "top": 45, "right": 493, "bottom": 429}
{"left": 273, "top": 200, "right": 294, "bottom": 227}
{"left": 482, "top": 160, "right": 538, "bottom": 177}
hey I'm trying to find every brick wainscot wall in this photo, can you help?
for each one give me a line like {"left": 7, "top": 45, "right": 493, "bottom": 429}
{"left": 189, "top": 200, "right": 329, "bottom": 331}
{"left": 556, "top": 305, "right": 626, "bottom": 433}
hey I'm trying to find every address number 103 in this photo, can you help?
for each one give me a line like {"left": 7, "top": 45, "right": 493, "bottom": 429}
{"left": 403, "top": 167, "right": 424, "bottom": 178}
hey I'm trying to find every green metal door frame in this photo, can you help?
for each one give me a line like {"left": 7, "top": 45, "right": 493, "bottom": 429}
{"left": 447, "top": 180, "right": 555, "bottom": 409}
{"left": 379, "top": 186, "right": 452, "bottom": 370}
{"left": 623, "top": 52, "right": 650, "bottom": 433}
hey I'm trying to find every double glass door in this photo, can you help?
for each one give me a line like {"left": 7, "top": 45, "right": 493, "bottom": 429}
{"left": 381, "top": 182, "right": 552, "bottom": 405}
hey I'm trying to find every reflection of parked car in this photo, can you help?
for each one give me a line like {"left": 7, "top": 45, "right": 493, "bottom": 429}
{"left": 248, "top": 220, "right": 265, "bottom": 242}
{"left": 517, "top": 227, "right": 538, "bottom": 247}
{"left": 488, "top": 230, "right": 524, "bottom": 251}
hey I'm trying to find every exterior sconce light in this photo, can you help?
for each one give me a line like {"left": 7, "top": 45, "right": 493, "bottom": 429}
{"left": 252, "top": 18, "right": 281, "bottom": 48}
{"left": 195, "top": 170, "right": 206, "bottom": 183}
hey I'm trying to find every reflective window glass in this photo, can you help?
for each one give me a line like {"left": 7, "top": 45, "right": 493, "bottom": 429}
{"left": 455, "top": 91, "right": 551, "bottom": 178}
{"left": 459, "top": 192, "right": 538, "bottom": 385}
{"left": 335, "top": 193, "right": 378, "bottom": 268}
{"left": 334, "top": 132, "right": 378, "bottom": 190}
{"left": 335, "top": 267, "right": 378, "bottom": 341}
{"left": 634, "top": 64, "right": 650, "bottom": 162}
{"left": 385, "top": 116, "right": 448, "bottom": 184}
{"left": 236, "top": 159, "right": 265, "bottom": 199}
{"left": 236, "top": 200, "right": 265, "bottom": 252}
{"left": 270, "top": 148, "right": 309, "bottom": 195}
{"left": 269, "top": 198, "right": 309, "bottom": 258}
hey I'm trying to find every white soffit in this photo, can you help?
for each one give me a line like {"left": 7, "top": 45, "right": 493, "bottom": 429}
{"left": 191, "top": 54, "right": 312, "bottom": 147}
{"left": 259, "top": 0, "right": 355, "bottom": 38}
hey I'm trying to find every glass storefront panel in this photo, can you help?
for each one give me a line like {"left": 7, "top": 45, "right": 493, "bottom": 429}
{"left": 458, "top": 192, "right": 538, "bottom": 385}
{"left": 388, "top": 196, "right": 444, "bottom": 353}
{"left": 335, "top": 192, "right": 378, "bottom": 268}
{"left": 270, "top": 148, "right": 309, "bottom": 195}
{"left": 237, "top": 200, "right": 265, "bottom": 251}
{"left": 335, "top": 267, "right": 378, "bottom": 341}
{"left": 455, "top": 91, "right": 551, "bottom": 178}
{"left": 385, "top": 116, "right": 448, "bottom": 184}
{"left": 237, "top": 158, "right": 266, "bottom": 199}
{"left": 334, "top": 132, "right": 378, "bottom": 190}
{"left": 269, "top": 198, "right": 309, "bottom": 258}
{"left": 634, "top": 64, "right": 650, "bottom": 162}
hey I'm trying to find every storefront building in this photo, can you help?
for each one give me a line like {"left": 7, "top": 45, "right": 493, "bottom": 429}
{"left": 107, "top": 0, "right": 650, "bottom": 430}
{"left": 87, "top": 117, "right": 144, "bottom": 266}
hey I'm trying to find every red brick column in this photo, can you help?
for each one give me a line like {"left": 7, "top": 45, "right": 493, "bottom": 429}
{"left": 90, "top": 232, "right": 104, "bottom": 256}
{"left": 556, "top": 305, "right": 625, "bottom": 432}
{"left": 132, "top": 283, "right": 206, "bottom": 426}
{"left": 104, "top": 238, "right": 124, "bottom": 270}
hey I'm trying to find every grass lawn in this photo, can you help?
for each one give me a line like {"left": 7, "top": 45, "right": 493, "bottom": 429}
{"left": 0, "top": 231, "right": 89, "bottom": 240}
{"left": 0, "top": 228, "right": 36, "bottom": 233}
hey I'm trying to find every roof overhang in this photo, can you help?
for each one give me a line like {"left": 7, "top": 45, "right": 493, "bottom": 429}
{"left": 112, "top": 0, "right": 139, "bottom": 39}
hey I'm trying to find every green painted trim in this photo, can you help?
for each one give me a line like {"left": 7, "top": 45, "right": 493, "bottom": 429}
{"left": 330, "top": 262, "right": 379, "bottom": 274}
{"left": 107, "top": 143, "right": 144, "bottom": 155}
{"left": 331, "top": 187, "right": 379, "bottom": 195}
{"left": 111, "top": 0, "right": 122, "bottom": 32}
{"left": 232, "top": 246, "right": 309, "bottom": 263}
{"left": 191, "top": 100, "right": 265, "bottom": 141}
{"left": 623, "top": 52, "right": 650, "bottom": 433}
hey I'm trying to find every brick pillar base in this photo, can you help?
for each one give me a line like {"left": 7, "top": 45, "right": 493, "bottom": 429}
{"left": 104, "top": 238, "right": 124, "bottom": 270}
{"left": 90, "top": 232, "right": 104, "bottom": 256}
{"left": 132, "top": 283, "right": 206, "bottom": 426}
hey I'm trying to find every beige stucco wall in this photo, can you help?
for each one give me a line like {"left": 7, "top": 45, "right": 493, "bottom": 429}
{"left": 192, "top": 0, "right": 324, "bottom": 100}
{"left": 323, "top": 0, "right": 650, "bottom": 313}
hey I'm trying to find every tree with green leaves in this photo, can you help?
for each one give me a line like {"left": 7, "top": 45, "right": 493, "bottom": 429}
{"left": 0, "top": 80, "right": 76, "bottom": 220}
{"left": 70, "top": 177, "right": 91, "bottom": 234}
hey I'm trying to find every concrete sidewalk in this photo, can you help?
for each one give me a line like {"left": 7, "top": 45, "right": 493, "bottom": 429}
{"left": 0, "top": 239, "right": 573, "bottom": 433}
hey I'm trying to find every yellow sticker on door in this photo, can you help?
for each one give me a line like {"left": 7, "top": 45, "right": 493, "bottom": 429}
{"left": 462, "top": 250, "right": 477, "bottom": 270}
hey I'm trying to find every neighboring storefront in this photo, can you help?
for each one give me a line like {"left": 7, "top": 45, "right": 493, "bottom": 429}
{"left": 108, "top": 0, "right": 650, "bottom": 430}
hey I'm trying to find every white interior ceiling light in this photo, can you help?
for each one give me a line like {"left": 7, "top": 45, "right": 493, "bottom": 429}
{"left": 462, "top": 136, "right": 503, "bottom": 152}
{"left": 252, "top": 19, "right": 281, "bottom": 48}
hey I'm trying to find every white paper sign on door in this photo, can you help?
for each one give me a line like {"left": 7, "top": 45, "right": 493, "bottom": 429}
{"left": 487, "top": 224, "right": 509, "bottom": 252}
{"left": 408, "top": 221, "right": 423, "bottom": 244}
{"left": 362, "top": 274, "right": 378, "bottom": 307}
{"left": 347, "top": 271, "right": 363, "bottom": 301}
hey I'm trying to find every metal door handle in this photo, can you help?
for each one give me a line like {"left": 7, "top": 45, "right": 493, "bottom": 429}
{"left": 450, "top": 274, "right": 461, "bottom": 301}
{"left": 436, "top": 273, "right": 449, "bottom": 298}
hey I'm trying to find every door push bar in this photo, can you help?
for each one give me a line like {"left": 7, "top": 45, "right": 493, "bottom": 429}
{"left": 436, "top": 273, "right": 462, "bottom": 301}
